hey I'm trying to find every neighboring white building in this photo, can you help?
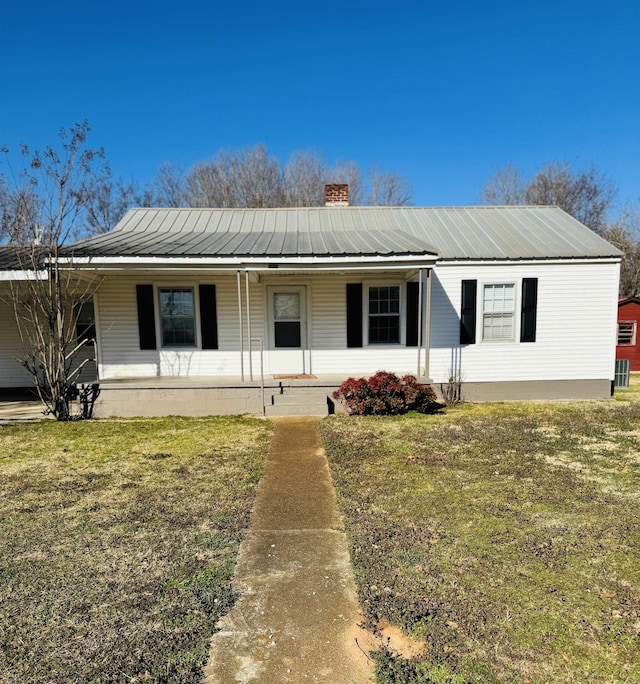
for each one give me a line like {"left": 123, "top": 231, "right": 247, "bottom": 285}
{"left": 0, "top": 193, "right": 622, "bottom": 415}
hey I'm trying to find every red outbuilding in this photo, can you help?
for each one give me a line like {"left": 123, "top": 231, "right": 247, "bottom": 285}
{"left": 617, "top": 297, "right": 640, "bottom": 371}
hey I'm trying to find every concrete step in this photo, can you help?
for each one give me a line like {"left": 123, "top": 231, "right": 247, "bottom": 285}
{"left": 264, "top": 403, "right": 330, "bottom": 417}
{"left": 268, "top": 392, "right": 331, "bottom": 406}
{"left": 263, "top": 385, "right": 338, "bottom": 417}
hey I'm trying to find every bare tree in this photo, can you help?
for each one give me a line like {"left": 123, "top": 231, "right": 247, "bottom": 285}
{"left": 178, "top": 144, "right": 412, "bottom": 209}
{"left": 332, "top": 160, "right": 366, "bottom": 206}
{"left": 367, "top": 167, "right": 413, "bottom": 206}
{"left": 602, "top": 202, "right": 640, "bottom": 296}
{"left": 1, "top": 121, "right": 103, "bottom": 419}
{"left": 282, "top": 151, "right": 326, "bottom": 206}
{"left": 525, "top": 163, "right": 615, "bottom": 234}
{"left": 84, "top": 165, "right": 142, "bottom": 234}
{"left": 480, "top": 164, "right": 525, "bottom": 205}
{"left": 482, "top": 162, "right": 616, "bottom": 234}
{"left": 151, "top": 162, "right": 187, "bottom": 207}
{"left": 185, "top": 144, "right": 286, "bottom": 208}
{"left": 0, "top": 178, "right": 41, "bottom": 244}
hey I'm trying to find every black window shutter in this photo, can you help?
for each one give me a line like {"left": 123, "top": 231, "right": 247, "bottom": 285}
{"left": 406, "top": 281, "right": 419, "bottom": 347}
{"left": 346, "top": 283, "right": 363, "bottom": 348}
{"left": 136, "top": 284, "right": 157, "bottom": 350}
{"left": 199, "top": 284, "right": 219, "bottom": 350}
{"left": 460, "top": 279, "right": 477, "bottom": 345}
{"left": 520, "top": 278, "right": 538, "bottom": 343}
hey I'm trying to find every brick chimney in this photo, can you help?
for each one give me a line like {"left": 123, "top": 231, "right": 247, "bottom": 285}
{"left": 324, "top": 183, "right": 349, "bottom": 206}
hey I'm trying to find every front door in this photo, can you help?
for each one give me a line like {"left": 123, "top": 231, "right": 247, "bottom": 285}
{"left": 267, "top": 286, "right": 307, "bottom": 375}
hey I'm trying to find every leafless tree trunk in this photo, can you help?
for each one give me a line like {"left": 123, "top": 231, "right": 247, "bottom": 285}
{"left": 9, "top": 248, "right": 100, "bottom": 419}
{"left": 1, "top": 121, "right": 103, "bottom": 419}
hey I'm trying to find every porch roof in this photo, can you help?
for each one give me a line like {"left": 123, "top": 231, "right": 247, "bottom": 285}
{"left": 67, "top": 226, "right": 438, "bottom": 259}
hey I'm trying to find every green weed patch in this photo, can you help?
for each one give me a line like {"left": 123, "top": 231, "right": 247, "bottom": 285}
{"left": 0, "top": 416, "right": 271, "bottom": 683}
{"left": 321, "top": 402, "right": 640, "bottom": 683}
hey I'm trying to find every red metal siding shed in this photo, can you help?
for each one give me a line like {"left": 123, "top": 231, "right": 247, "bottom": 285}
{"left": 617, "top": 297, "right": 640, "bottom": 371}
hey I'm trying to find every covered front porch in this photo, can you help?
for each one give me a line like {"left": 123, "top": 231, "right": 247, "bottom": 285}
{"left": 93, "top": 373, "right": 353, "bottom": 417}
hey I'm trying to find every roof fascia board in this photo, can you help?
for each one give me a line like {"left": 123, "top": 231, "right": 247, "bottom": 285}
{"left": 0, "top": 270, "right": 48, "bottom": 281}
{"left": 60, "top": 254, "right": 438, "bottom": 268}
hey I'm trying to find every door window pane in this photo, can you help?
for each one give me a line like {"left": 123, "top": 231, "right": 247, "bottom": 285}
{"left": 274, "top": 293, "right": 300, "bottom": 320}
{"left": 275, "top": 321, "right": 301, "bottom": 347}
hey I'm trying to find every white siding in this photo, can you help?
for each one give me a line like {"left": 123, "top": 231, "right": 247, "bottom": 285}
{"left": 97, "top": 275, "right": 256, "bottom": 379}
{"left": 92, "top": 261, "right": 619, "bottom": 385}
{"left": 96, "top": 273, "right": 422, "bottom": 380}
{"left": 429, "top": 261, "right": 619, "bottom": 383}
{"left": 0, "top": 288, "right": 32, "bottom": 387}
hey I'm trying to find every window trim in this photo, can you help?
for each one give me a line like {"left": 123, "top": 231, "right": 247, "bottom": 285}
{"left": 157, "top": 286, "right": 199, "bottom": 349}
{"left": 365, "top": 282, "right": 404, "bottom": 346}
{"left": 617, "top": 320, "right": 637, "bottom": 346}
{"left": 481, "top": 281, "right": 517, "bottom": 343}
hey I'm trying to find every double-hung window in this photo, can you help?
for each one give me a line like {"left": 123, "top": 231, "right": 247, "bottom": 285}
{"left": 368, "top": 286, "right": 400, "bottom": 344}
{"left": 482, "top": 283, "right": 515, "bottom": 341}
{"left": 159, "top": 288, "right": 196, "bottom": 346}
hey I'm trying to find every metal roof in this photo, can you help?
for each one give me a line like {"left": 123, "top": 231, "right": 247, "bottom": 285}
{"left": 0, "top": 246, "right": 47, "bottom": 270}
{"left": 68, "top": 206, "right": 622, "bottom": 261}
{"left": 69, "top": 227, "right": 437, "bottom": 258}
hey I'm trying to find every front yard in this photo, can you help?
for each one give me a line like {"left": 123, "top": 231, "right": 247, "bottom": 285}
{"left": 0, "top": 416, "right": 271, "bottom": 683}
{"left": 2, "top": 383, "right": 639, "bottom": 684}
{"left": 321, "top": 395, "right": 640, "bottom": 683}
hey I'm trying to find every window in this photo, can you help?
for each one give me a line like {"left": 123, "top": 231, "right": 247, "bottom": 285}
{"left": 618, "top": 321, "right": 636, "bottom": 346}
{"left": 368, "top": 286, "right": 400, "bottom": 344}
{"left": 482, "top": 283, "right": 515, "bottom": 341}
{"left": 75, "top": 301, "right": 96, "bottom": 342}
{"left": 159, "top": 288, "right": 196, "bottom": 346}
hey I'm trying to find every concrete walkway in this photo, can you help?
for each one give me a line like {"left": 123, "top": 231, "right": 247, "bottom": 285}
{"left": 0, "top": 400, "right": 51, "bottom": 423}
{"left": 203, "top": 417, "right": 374, "bottom": 683}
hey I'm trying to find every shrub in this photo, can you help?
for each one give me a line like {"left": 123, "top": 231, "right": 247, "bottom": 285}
{"left": 333, "top": 371, "right": 439, "bottom": 416}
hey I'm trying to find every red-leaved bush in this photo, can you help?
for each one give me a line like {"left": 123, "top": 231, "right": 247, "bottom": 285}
{"left": 333, "top": 371, "right": 439, "bottom": 416}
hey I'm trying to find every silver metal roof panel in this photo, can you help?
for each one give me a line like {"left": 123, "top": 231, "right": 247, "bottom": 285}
{"left": 68, "top": 206, "right": 621, "bottom": 261}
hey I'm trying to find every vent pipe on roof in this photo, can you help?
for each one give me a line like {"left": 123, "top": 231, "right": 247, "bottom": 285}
{"left": 325, "top": 183, "right": 349, "bottom": 207}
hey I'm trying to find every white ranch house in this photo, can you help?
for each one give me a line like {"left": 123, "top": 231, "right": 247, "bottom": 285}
{"left": 0, "top": 195, "right": 621, "bottom": 416}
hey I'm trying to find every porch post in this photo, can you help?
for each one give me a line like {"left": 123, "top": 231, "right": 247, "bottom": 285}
{"left": 237, "top": 270, "right": 244, "bottom": 381}
{"left": 424, "top": 269, "right": 432, "bottom": 380}
{"left": 417, "top": 268, "right": 423, "bottom": 378}
{"left": 245, "top": 270, "right": 253, "bottom": 381}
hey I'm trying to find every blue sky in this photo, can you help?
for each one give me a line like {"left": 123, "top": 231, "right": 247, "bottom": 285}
{"left": 1, "top": 0, "right": 638, "bottom": 208}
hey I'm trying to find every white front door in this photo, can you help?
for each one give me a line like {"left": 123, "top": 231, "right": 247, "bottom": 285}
{"left": 267, "top": 286, "right": 307, "bottom": 375}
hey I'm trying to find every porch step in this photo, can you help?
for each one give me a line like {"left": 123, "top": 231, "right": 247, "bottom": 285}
{"left": 264, "top": 385, "right": 337, "bottom": 417}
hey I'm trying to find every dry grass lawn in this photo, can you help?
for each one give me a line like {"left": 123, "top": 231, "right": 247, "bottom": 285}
{"left": 321, "top": 384, "right": 640, "bottom": 683}
{"left": 0, "top": 416, "right": 271, "bottom": 684}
